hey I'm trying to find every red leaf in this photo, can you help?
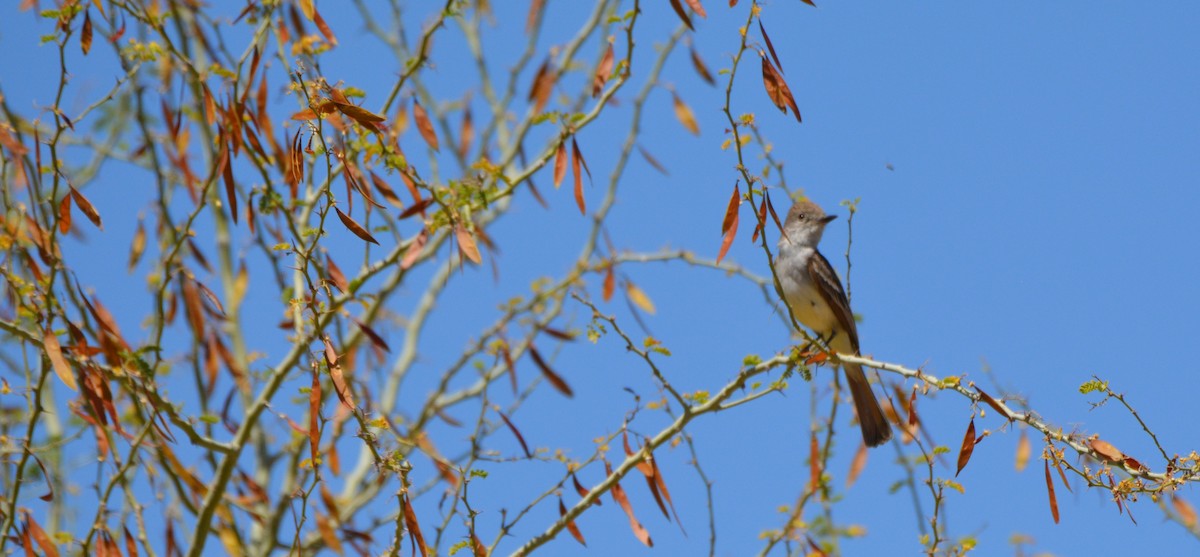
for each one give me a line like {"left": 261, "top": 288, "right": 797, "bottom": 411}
{"left": 326, "top": 254, "right": 349, "bottom": 293}
{"left": 412, "top": 100, "right": 439, "bottom": 151}
{"left": 975, "top": 386, "right": 1011, "bottom": 419}
{"left": 572, "top": 472, "right": 600, "bottom": 506}
{"left": 761, "top": 55, "right": 801, "bottom": 123}
{"left": 593, "top": 41, "right": 614, "bottom": 97}
{"left": 57, "top": 191, "right": 71, "bottom": 234}
{"left": 528, "top": 58, "right": 556, "bottom": 113}
{"left": 313, "top": 7, "right": 337, "bottom": 45}
{"left": 637, "top": 145, "right": 669, "bottom": 175}
{"left": 368, "top": 171, "right": 404, "bottom": 209}
{"left": 334, "top": 206, "right": 379, "bottom": 245}
{"left": 668, "top": 0, "right": 694, "bottom": 31}
{"left": 526, "top": 0, "right": 544, "bottom": 33}
{"left": 846, "top": 442, "right": 868, "bottom": 488}
{"left": 606, "top": 459, "right": 652, "bottom": 547}
{"left": 401, "top": 228, "right": 428, "bottom": 269}
{"left": 603, "top": 263, "right": 615, "bottom": 302}
{"left": 955, "top": 418, "right": 976, "bottom": 477}
{"left": 571, "top": 137, "right": 590, "bottom": 215}
{"left": 689, "top": 44, "right": 715, "bottom": 86}
{"left": 758, "top": 19, "right": 784, "bottom": 74}
{"left": 716, "top": 183, "right": 739, "bottom": 264}
{"left": 69, "top": 186, "right": 103, "bottom": 229}
{"left": 310, "top": 367, "right": 321, "bottom": 466}
{"left": 528, "top": 345, "right": 573, "bottom": 397}
{"left": 353, "top": 317, "right": 391, "bottom": 353}
{"left": 402, "top": 495, "right": 429, "bottom": 557}
{"left": 81, "top": 9, "right": 93, "bottom": 55}
{"left": 1044, "top": 459, "right": 1060, "bottom": 524}
{"left": 808, "top": 431, "right": 821, "bottom": 490}
{"left": 496, "top": 408, "right": 532, "bottom": 458}
{"left": 560, "top": 497, "right": 587, "bottom": 546}
{"left": 553, "top": 140, "right": 568, "bottom": 188}
{"left": 459, "top": 106, "right": 474, "bottom": 159}
{"left": 456, "top": 224, "right": 482, "bottom": 264}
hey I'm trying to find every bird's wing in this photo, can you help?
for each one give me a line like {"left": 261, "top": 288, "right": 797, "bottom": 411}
{"left": 807, "top": 250, "right": 859, "bottom": 351}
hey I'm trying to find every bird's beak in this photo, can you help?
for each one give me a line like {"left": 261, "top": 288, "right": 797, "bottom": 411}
{"left": 820, "top": 215, "right": 837, "bottom": 224}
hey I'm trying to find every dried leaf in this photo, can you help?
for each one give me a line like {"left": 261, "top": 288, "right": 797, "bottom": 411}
{"left": 571, "top": 137, "right": 587, "bottom": 215}
{"left": 528, "top": 345, "right": 573, "bottom": 397}
{"left": 398, "top": 198, "right": 435, "bottom": 220}
{"left": 572, "top": 472, "right": 600, "bottom": 505}
{"left": 455, "top": 224, "right": 482, "bottom": 264}
{"left": 368, "top": 171, "right": 404, "bottom": 209}
{"left": 624, "top": 432, "right": 669, "bottom": 520}
{"left": 1173, "top": 496, "right": 1197, "bottom": 529}
{"left": 401, "top": 495, "right": 428, "bottom": 557}
{"left": 560, "top": 497, "right": 586, "bottom": 546}
{"left": 218, "top": 136, "right": 237, "bottom": 224}
{"left": 310, "top": 367, "right": 321, "bottom": 466}
{"left": 626, "top": 282, "right": 656, "bottom": 315}
{"left": 412, "top": 100, "right": 439, "bottom": 151}
{"left": 1044, "top": 459, "right": 1060, "bottom": 524}
{"left": 668, "top": 0, "right": 694, "bottom": 31}
{"left": 194, "top": 280, "right": 226, "bottom": 316}
{"left": 689, "top": 45, "right": 715, "bottom": 86}
{"left": 955, "top": 418, "right": 976, "bottom": 477}
{"left": 672, "top": 92, "right": 700, "bottom": 135}
{"left": 765, "top": 189, "right": 786, "bottom": 235}
{"left": 846, "top": 442, "right": 868, "bottom": 488}
{"left": 808, "top": 431, "right": 821, "bottom": 490}
{"left": 1088, "top": 438, "right": 1124, "bottom": 462}
{"left": 496, "top": 409, "right": 532, "bottom": 458}
{"left": 607, "top": 459, "right": 653, "bottom": 547}
{"left": 602, "top": 263, "right": 615, "bottom": 302}
{"left": 401, "top": 228, "right": 428, "bottom": 269}
{"left": 716, "top": 182, "right": 739, "bottom": 264}
{"left": 593, "top": 41, "right": 614, "bottom": 97}
{"left": 526, "top": 0, "right": 544, "bottom": 33}
{"left": 322, "top": 336, "right": 339, "bottom": 369}
{"left": 333, "top": 100, "right": 385, "bottom": 128}
{"left": 1015, "top": 429, "right": 1031, "bottom": 472}
{"left": 313, "top": 7, "right": 337, "bottom": 46}
{"left": 1123, "top": 456, "right": 1147, "bottom": 472}
{"left": 70, "top": 186, "right": 103, "bottom": 229}
{"left": 326, "top": 255, "right": 349, "bottom": 293}
{"left": 758, "top": 19, "right": 783, "bottom": 74}
{"left": 334, "top": 206, "right": 379, "bottom": 245}
{"left": 57, "top": 193, "right": 71, "bottom": 234}
{"left": 81, "top": 9, "right": 93, "bottom": 55}
{"left": 645, "top": 446, "right": 683, "bottom": 529}
{"left": 353, "top": 317, "right": 391, "bottom": 353}
{"left": 751, "top": 197, "right": 767, "bottom": 243}
{"left": 1053, "top": 458, "right": 1072, "bottom": 493}
{"left": 24, "top": 512, "right": 58, "bottom": 557}
{"left": 975, "top": 386, "right": 1010, "bottom": 419}
{"left": 528, "top": 58, "right": 556, "bottom": 113}
{"left": 637, "top": 145, "right": 669, "bottom": 175}
{"left": 553, "top": 140, "right": 568, "bottom": 188}
{"left": 459, "top": 106, "right": 474, "bottom": 159}
{"left": 127, "top": 221, "right": 146, "bottom": 272}
{"left": 124, "top": 527, "right": 138, "bottom": 557}
{"left": 685, "top": 0, "right": 707, "bottom": 18}
{"left": 761, "top": 56, "right": 801, "bottom": 123}
{"left": 316, "top": 513, "right": 343, "bottom": 555}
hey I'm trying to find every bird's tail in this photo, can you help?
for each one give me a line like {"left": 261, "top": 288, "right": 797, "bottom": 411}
{"left": 843, "top": 362, "right": 893, "bottom": 447}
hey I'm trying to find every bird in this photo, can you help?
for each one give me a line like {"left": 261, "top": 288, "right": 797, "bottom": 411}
{"left": 775, "top": 199, "right": 893, "bottom": 447}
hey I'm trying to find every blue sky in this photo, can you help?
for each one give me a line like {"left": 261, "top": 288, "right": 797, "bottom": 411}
{"left": 2, "top": 1, "right": 1198, "bottom": 555}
